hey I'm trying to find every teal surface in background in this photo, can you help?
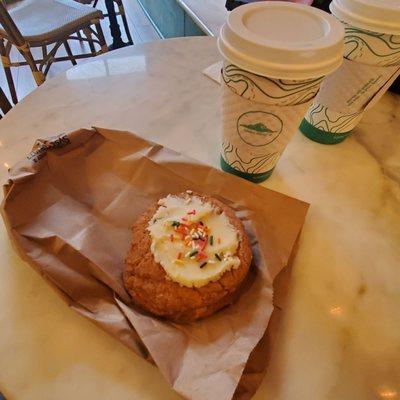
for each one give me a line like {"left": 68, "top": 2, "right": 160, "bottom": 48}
{"left": 184, "top": 12, "right": 205, "bottom": 37}
{"left": 137, "top": 0, "right": 206, "bottom": 38}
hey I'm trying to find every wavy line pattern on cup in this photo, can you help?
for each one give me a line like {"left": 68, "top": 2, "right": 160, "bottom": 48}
{"left": 221, "top": 81, "right": 313, "bottom": 178}
{"left": 305, "top": 102, "right": 364, "bottom": 134}
{"left": 344, "top": 23, "right": 400, "bottom": 66}
{"left": 222, "top": 139, "right": 279, "bottom": 174}
{"left": 222, "top": 64, "right": 323, "bottom": 106}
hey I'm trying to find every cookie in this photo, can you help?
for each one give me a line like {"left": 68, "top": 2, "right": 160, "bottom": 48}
{"left": 123, "top": 192, "right": 252, "bottom": 322}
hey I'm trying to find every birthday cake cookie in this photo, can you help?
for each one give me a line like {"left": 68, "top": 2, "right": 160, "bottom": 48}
{"left": 123, "top": 191, "right": 252, "bottom": 322}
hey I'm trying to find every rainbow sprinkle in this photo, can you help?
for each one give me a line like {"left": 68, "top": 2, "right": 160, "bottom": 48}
{"left": 170, "top": 207, "right": 218, "bottom": 268}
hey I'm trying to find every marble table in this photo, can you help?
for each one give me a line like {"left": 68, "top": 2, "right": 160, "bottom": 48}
{"left": 0, "top": 37, "right": 399, "bottom": 400}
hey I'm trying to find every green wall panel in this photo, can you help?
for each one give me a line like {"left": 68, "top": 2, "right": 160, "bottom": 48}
{"left": 138, "top": 0, "right": 206, "bottom": 38}
{"left": 184, "top": 13, "right": 206, "bottom": 36}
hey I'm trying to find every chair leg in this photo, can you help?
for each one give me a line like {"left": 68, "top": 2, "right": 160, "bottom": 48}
{"left": 18, "top": 44, "right": 45, "bottom": 87}
{"left": 77, "top": 30, "right": 84, "bottom": 42}
{"left": 63, "top": 40, "right": 77, "bottom": 66}
{"left": 42, "top": 44, "right": 47, "bottom": 59}
{"left": 83, "top": 27, "right": 96, "bottom": 54}
{"left": 41, "top": 40, "right": 64, "bottom": 76}
{"left": 0, "top": 86, "right": 12, "bottom": 114}
{"left": 116, "top": 0, "right": 133, "bottom": 45}
{"left": 0, "top": 39, "right": 18, "bottom": 104}
{"left": 94, "top": 22, "right": 108, "bottom": 53}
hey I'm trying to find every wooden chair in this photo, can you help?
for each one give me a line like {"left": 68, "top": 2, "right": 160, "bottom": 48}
{"left": 0, "top": 0, "right": 108, "bottom": 104}
{"left": 0, "top": 86, "right": 12, "bottom": 118}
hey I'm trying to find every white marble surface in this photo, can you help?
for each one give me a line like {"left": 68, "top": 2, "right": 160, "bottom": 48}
{"left": 0, "top": 37, "right": 399, "bottom": 400}
{"left": 177, "top": 0, "right": 227, "bottom": 36}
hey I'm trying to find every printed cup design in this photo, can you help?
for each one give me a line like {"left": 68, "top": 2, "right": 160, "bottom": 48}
{"left": 221, "top": 64, "right": 319, "bottom": 181}
{"left": 344, "top": 23, "right": 400, "bottom": 66}
{"left": 237, "top": 111, "right": 283, "bottom": 146}
{"left": 223, "top": 64, "right": 323, "bottom": 105}
{"left": 305, "top": 103, "right": 363, "bottom": 133}
{"left": 302, "top": 23, "right": 400, "bottom": 143}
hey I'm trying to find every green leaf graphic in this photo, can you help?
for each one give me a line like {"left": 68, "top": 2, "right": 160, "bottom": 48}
{"left": 240, "top": 123, "right": 275, "bottom": 134}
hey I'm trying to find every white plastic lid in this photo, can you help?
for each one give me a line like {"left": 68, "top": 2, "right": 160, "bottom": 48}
{"left": 218, "top": 1, "right": 344, "bottom": 80}
{"left": 330, "top": 0, "right": 400, "bottom": 35}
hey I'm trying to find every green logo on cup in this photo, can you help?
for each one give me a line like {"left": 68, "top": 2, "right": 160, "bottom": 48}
{"left": 237, "top": 111, "right": 283, "bottom": 147}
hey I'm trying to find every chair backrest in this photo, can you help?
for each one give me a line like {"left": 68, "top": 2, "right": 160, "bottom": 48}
{"left": 0, "top": 1, "right": 26, "bottom": 46}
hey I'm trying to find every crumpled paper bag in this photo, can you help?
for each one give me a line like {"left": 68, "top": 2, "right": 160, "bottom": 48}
{"left": 1, "top": 127, "right": 308, "bottom": 400}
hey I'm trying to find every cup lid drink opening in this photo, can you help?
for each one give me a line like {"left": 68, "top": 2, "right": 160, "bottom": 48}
{"left": 330, "top": 0, "right": 400, "bottom": 35}
{"left": 218, "top": 1, "right": 345, "bottom": 80}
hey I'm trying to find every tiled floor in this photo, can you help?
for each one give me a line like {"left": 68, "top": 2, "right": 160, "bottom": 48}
{"left": 0, "top": 0, "right": 160, "bottom": 104}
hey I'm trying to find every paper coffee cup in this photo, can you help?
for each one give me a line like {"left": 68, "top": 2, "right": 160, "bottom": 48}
{"left": 300, "top": 0, "right": 400, "bottom": 144}
{"left": 218, "top": 1, "right": 344, "bottom": 182}
{"left": 221, "top": 63, "right": 324, "bottom": 181}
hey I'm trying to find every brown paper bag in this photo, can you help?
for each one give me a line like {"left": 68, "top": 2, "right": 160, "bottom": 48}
{"left": 1, "top": 127, "right": 308, "bottom": 400}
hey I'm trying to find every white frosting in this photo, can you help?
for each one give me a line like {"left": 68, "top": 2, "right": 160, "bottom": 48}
{"left": 147, "top": 194, "right": 241, "bottom": 288}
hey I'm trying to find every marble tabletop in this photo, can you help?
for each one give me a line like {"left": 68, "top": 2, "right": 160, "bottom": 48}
{"left": 0, "top": 37, "right": 399, "bottom": 400}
